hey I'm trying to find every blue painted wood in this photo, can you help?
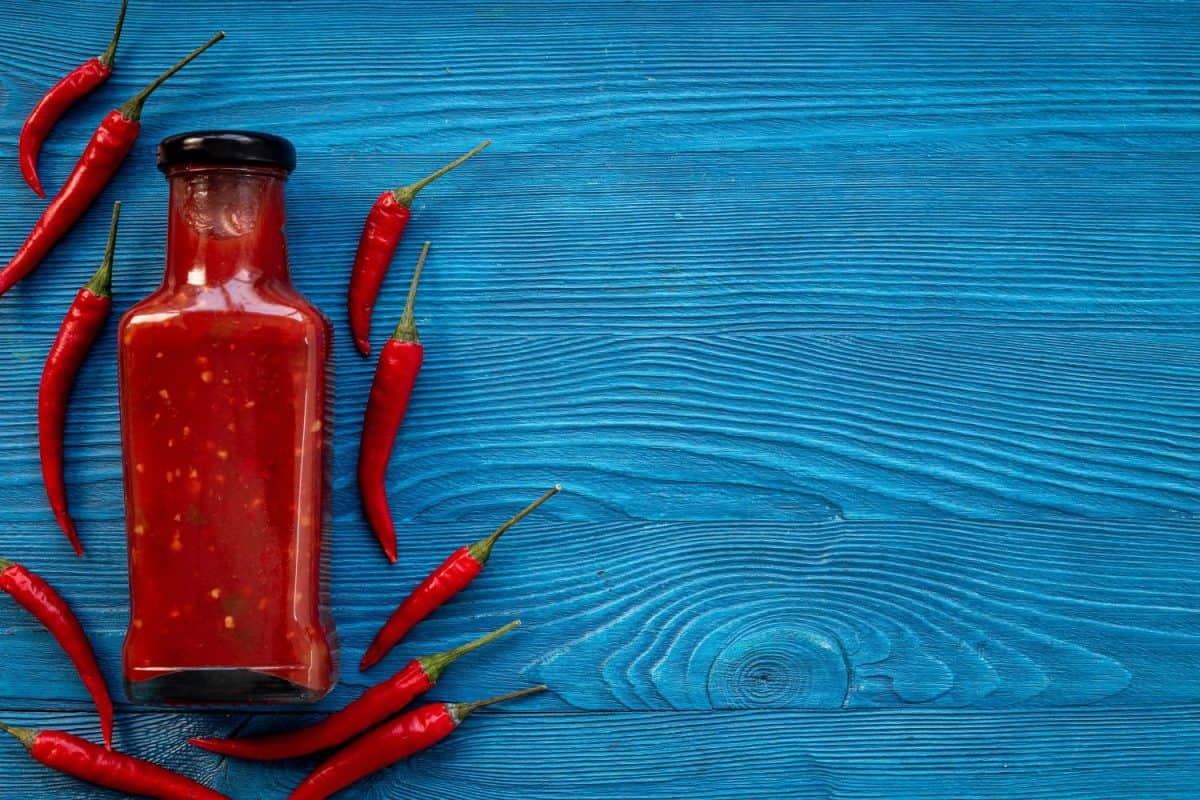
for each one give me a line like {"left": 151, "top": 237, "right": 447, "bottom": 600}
{"left": 0, "top": 0, "right": 1196, "bottom": 797}
{"left": 4, "top": 706, "right": 1200, "bottom": 799}
{"left": 1, "top": 518, "right": 1198, "bottom": 716}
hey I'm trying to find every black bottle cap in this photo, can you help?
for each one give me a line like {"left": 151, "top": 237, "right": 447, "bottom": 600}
{"left": 158, "top": 131, "right": 296, "bottom": 173}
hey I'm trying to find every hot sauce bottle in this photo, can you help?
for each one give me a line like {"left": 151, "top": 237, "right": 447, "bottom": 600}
{"left": 118, "top": 132, "right": 336, "bottom": 703}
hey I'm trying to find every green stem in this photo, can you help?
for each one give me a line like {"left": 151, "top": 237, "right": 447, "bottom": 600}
{"left": 119, "top": 31, "right": 224, "bottom": 121}
{"left": 0, "top": 723, "right": 38, "bottom": 751}
{"left": 418, "top": 620, "right": 521, "bottom": 683}
{"left": 449, "top": 685, "right": 547, "bottom": 724}
{"left": 85, "top": 202, "right": 121, "bottom": 297}
{"left": 391, "top": 140, "right": 491, "bottom": 207}
{"left": 392, "top": 242, "right": 431, "bottom": 343}
{"left": 468, "top": 485, "right": 560, "bottom": 564}
{"left": 97, "top": 0, "right": 129, "bottom": 68}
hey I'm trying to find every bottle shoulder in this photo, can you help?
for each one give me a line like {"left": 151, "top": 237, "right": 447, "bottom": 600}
{"left": 123, "top": 283, "right": 326, "bottom": 323}
{"left": 120, "top": 284, "right": 331, "bottom": 346}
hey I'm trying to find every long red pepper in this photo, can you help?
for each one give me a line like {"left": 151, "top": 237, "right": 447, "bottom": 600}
{"left": 359, "top": 241, "right": 429, "bottom": 562}
{"left": 0, "top": 558, "right": 113, "bottom": 749}
{"left": 288, "top": 685, "right": 546, "bottom": 800}
{"left": 0, "top": 31, "right": 224, "bottom": 298}
{"left": 360, "top": 486, "right": 559, "bottom": 671}
{"left": 0, "top": 723, "right": 228, "bottom": 799}
{"left": 347, "top": 140, "right": 490, "bottom": 355}
{"left": 39, "top": 201, "right": 120, "bottom": 556}
{"left": 190, "top": 619, "right": 521, "bottom": 760}
{"left": 19, "top": 0, "right": 129, "bottom": 198}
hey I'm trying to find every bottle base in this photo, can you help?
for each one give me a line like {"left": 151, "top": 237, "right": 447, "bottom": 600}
{"left": 125, "top": 668, "right": 329, "bottom": 705}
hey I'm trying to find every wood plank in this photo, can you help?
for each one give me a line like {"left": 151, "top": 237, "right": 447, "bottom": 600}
{"left": 1, "top": 706, "right": 1197, "bottom": 799}
{"left": 0, "top": 151, "right": 1198, "bottom": 336}
{"left": 0, "top": 1, "right": 1195, "bottom": 797}
{"left": 0, "top": 1, "right": 1196, "bottom": 159}
{"left": 0, "top": 519, "right": 1195, "bottom": 712}
{"left": 0, "top": 334, "right": 1195, "bottom": 524}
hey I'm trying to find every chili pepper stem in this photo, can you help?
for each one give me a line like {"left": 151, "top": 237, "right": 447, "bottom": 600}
{"left": 449, "top": 685, "right": 547, "bottom": 724}
{"left": 467, "top": 485, "right": 561, "bottom": 564}
{"left": 97, "top": 0, "right": 129, "bottom": 68}
{"left": 0, "top": 722, "right": 38, "bottom": 750}
{"left": 392, "top": 140, "right": 491, "bottom": 208}
{"left": 418, "top": 620, "right": 520, "bottom": 682}
{"left": 118, "top": 31, "right": 224, "bottom": 121}
{"left": 392, "top": 241, "right": 430, "bottom": 343}
{"left": 84, "top": 202, "right": 121, "bottom": 297}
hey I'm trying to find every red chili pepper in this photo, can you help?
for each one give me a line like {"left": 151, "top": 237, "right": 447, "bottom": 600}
{"left": 288, "top": 685, "right": 545, "bottom": 800}
{"left": 360, "top": 486, "right": 559, "bottom": 671}
{"left": 190, "top": 619, "right": 520, "bottom": 760}
{"left": 347, "top": 140, "right": 490, "bottom": 355}
{"left": 39, "top": 201, "right": 120, "bottom": 556}
{"left": 0, "top": 723, "right": 228, "bottom": 799}
{"left": 19, "top": 0, "right": 129, "bottom": 198}
{"left": 0, "top": 31, "right": 224, "bottom": 298}
{"left": 358, "top": 242, "right": 430, "bottom": 562}
{"left": 0, "top": 559, "right": 113, "bottom": 749}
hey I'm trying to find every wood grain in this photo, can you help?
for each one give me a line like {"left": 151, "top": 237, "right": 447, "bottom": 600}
{"left": 0, "top": 518, "right": 1196, "bottom": 714}
{"left": 0, "top": 1, "right": 1197, "bottom": 158}
{"left": 0, "top": 151, "right": 1198, "bottom": 338}
{"left": 1, "top": 706, "right": 1198, "bottom": 799}
{"left": 0, "top": 334, "right": 1195, "bottom": 528}
{"left": 0, "top": 1, "right": 1195, "bottom": 797}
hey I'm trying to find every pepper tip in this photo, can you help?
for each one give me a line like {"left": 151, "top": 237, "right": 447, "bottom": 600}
{"left": 62, "top": 518, "right": 84, "bottom": 557}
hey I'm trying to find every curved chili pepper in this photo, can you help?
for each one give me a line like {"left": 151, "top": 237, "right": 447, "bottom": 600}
{"left": 39, "top": 201, "right": 120, "bottom": 556}
{"left": 288, "top": 686, "right": 546, "bottom": 800}
{"left": 0, "top": 559, "right": 113, "bottom": 749}
{"left": 358, "top": 242, "right": 429, "bottom": 562}
{"left": 0, "top": 31, "right": 224, "bottom": 298}
{"left": 19, "top": 0, "right": 129, "bottom": 198}
{"left": 347, "top": 140, "right": 490, "bottom": 355}
{"left": 191, "top": 619, "right": 520, "bottom": 760}
{"left": 0, "top": 723, "right": 228, "bottom": 799}
{"left": 360, "top": 486, "right": 559, "bottom": 671}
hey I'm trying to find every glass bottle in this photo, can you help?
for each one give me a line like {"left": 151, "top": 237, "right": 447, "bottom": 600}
{"left": 118, "top": 131, "right": 336, "bottom": 704}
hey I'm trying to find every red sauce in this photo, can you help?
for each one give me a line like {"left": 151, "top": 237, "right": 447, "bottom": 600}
{"left": 118, "top": 161, "right": 336, "bottom": 703}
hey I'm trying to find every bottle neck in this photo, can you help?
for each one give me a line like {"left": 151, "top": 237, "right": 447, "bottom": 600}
{"left": 164, "top": 165, "right": 290, "bottom": 288}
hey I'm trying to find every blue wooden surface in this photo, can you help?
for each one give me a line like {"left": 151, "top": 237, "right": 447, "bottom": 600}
{"left": 0, "top": 0, "right": 1197, "bottom": 797}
